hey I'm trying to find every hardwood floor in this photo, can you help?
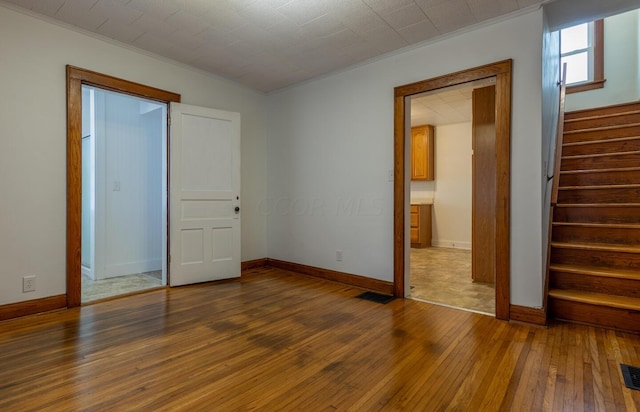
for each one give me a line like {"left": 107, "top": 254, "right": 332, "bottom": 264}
{"left": 1, "top": 267, "right": 639, "bottom": 410}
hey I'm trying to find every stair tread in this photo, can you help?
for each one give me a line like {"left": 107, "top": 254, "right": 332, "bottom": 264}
{"left": 555, "top": 203, "right": 640, "bottom": 208}
{"left": 562, "top": 150, "right": 640, "bottom": 160}
{"left": 549, "top": 263, "right": 640, "bottom": 280}
{"left": 558, "top": 184, "right": 640, "bottom": 190}
{"left": 563, "top": 122, "right": 640, "bottom": 135}
{"left": 560, "top": 166, "right": 640, "bottom": 175}
{"left": 564, "top": 109, "right": 640, "bottom": 123}
{"left": 563, "top": 135, "right": 640, "bottom": 147}
{"left": 548, "top": 289, "right": 640, "bottom": 310}
{"left": 551, "top": 241, "right": 640, "bottom": 253}
{"left": 566, "top": 102, "right": 640, "bottom": 118}
{"left": 552, "top": 222, "right": 640, "bottom": 229}
{"left": 553, "top": 103, "right": 640, "bottom": 325}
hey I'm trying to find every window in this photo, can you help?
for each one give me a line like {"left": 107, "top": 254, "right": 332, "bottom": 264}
{"left": 560, "top": 19, "right": 605, "bottom": 93}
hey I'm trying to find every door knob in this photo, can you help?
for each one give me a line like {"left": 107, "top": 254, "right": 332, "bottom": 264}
{"left": 235, "top": 206, "right": 240, "bottom": 212}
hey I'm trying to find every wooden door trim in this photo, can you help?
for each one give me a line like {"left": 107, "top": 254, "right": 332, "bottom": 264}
{"left": 66, "top": 66, "right": 180, "bottom": 308}
{"left": 471, "top": 85, "right": 496, "bottom": 284}
{"left": 393, "top": 60, "right": 512, "bottom": 320}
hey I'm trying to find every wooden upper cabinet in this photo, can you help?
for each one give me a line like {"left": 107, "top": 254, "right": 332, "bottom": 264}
{"left": 411, "top": 125, "right": 434, "bottom": 181}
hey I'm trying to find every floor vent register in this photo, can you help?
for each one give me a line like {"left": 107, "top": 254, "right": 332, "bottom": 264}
{"left": 621, "top": 364, "right": 640, "bottom": 391}
{"left": 356, "top": 291, "right": 395, "bottom": 304}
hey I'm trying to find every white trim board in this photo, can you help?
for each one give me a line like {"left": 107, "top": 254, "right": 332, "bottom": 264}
{"left": 430, "top": 241, "right": 472, "bottom": 250}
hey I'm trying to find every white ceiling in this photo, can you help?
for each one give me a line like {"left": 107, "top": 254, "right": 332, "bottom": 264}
{"left": 1, "top": 0, "right": 546, "bottom": 92}
{"left": 410, "top": 77, "right": 495, "bottom": 126}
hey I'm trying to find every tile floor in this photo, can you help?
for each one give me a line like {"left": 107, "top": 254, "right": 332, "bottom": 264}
{"left": 409, "top": 247, "right": 495, "bottom": 315}
{"left": 82, "top": 271, "right": 163, "bottom": 303}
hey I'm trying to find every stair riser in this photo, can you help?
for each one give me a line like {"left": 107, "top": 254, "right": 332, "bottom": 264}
{"left": 562, "top": 138, "right": 640, "bottom": 156}
{"left": 552, "top": 225, "right": 640, "bottom": 244}
{"left": 564, "top": 112, "right": 640, "bottom": 131}
{"left": 551, "top": 247, "right": 640, "bottom": 270}
{"left": 565, "top": 102, "right": 640, "bottom": 121}
{"left": 559, "top": 170, "right": 640, "bottom": 186}
{"left": 550, "top": 272, "right": 640, "bottom": 298}
{"left": 561, "top": 153, "right": 640, "bottom": 170}
{"left": 554, "top": 206, "right": 640, "bottom": 224}
{"left": 563, "top": 126, "right": 640, "bottom": 143}
{"left": 557, "top": 188, "right": 640, "bottom": 204}
{"left": 549, "top": 298, "right": 640, "bottom": 333}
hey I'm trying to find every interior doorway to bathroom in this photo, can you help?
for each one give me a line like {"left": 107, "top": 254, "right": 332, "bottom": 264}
{"left": 80, "top": 85, "right": 168, "bottom": 303}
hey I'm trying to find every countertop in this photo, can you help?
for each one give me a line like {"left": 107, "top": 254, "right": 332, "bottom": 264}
{"left": 410, "top": 198, "right": 434, "bottom": 205}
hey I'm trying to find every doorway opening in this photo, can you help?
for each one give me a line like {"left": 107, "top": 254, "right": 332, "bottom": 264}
{"left": 407, "top": 78, "right": 496, "bottom": 315}
{"left": 67, "top": 66, "right": 181, "bottom": 307}
{"left": 81, "top": 85, "right": 168, "bottom": 303}
{"left": 393, "top": 60, "right": 512, "bottom": 320}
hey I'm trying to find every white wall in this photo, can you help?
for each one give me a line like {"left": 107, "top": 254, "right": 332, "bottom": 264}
{"left": 565, "top": 9, "right": 640, "bottom": 111}
{"left": 0, "top": 5, "right": 267, "bottom": 305}
{"left": 541, "top": 9, "right": 561, "bottom": 284}
{"left": 431, "top": 123, "right": 472, "bottom": 249}
{"left": 544, "top": 0, "right": 639, "bottom": 30}
{"left": 409, "top": 180, "right": 434, "bottom": 203}
{"left": 410, "top": 123, "right": 472, "bottom": 249}
{"left": 267, "top": 10, "right": 544, "bottom": 307}
{"left": 81, "top": 87, "right": 92, "bottom": 270}
{"left": 98, "top": 91, "right": 163, "bottom": 279}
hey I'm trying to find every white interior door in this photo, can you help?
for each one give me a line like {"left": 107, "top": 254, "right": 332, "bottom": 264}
{"left": 169, "top": 103, "right": 241, "bottom": 286}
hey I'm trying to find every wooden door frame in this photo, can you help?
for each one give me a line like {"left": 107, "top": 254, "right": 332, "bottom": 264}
{"left": 471, "top": 85, "right": 496, "bottom": 284}
{"left": 66, "top": 66, "right": 181, "bottom": 308}
{"left": 393, "top": 59, "right": 512, "bottom": 320}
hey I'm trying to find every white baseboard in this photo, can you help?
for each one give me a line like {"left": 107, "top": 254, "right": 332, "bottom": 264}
{"left": 102, "top": 258, "right": 162, "bottom": 279}
{"left": 431, "top": 240, "right": 471, "bottom": 250}
{"left": 81, "top": 265, "right": 93, "bottom": 278}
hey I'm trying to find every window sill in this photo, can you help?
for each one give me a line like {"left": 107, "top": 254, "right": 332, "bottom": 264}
{"left": 566, "top": 79, "right": 606, "bottom": 94}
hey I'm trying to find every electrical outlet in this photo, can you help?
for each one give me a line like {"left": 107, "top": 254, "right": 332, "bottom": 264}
{"left": 23, "top": 276, "right": 36, "bottom": 293}
{"left": 336, "top": 250, "right": 343, "bottom": 262}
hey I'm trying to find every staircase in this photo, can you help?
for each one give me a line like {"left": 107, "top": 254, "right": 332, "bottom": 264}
{"left": 547, "top": 101, "right": 640, "bottom": 333}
